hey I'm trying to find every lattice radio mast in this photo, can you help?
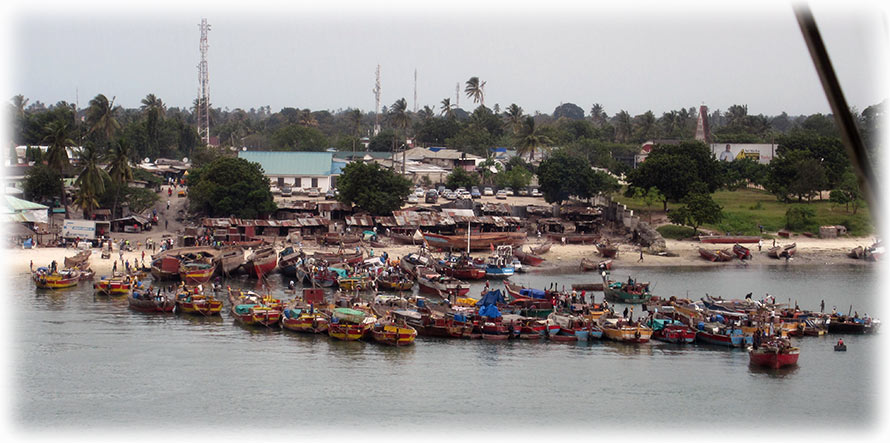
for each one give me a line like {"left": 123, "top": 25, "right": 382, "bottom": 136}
{"left": 373, "top": 64, "right": 381, "bottom": 136}
{"left": 413, "top": 69, "right": 418, "bottom": 113}
{"left": 197, "top": 18, "right": 211, "bottom": 146}
{"left": 455, "top": 82, "right": 460, "bottom": 108}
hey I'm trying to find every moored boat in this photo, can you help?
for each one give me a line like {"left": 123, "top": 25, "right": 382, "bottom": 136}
{"left": 174, "top": 288, "right": 223, "bottom": 316}
{"left": 748, "top": 337, "right": 800, "bottom": 369}
{"left": 370, "top": 322, "right": 417, "bottom": 346}
{"left": 600, "top": 318, "right": 652, "bottom": 343}
{"left": 93, "top": 273, "right": 135, "bottom": 296}
{"left": 245, "top": 247, "right": 278, "bottom": 278}
{"left": 32, "top": 267, "right": 80, "bottom": 289}
{"left": 602, "top": 273, "right": 652, "bottom": 304}
{"left": 648, "top": 318, "right": 696, "bottom": 344}
{"left": 227, "top": 288, "right": 282, "bottom": 327}
{"left": 328, "top": 307, "right": 375, "bottom": 341}
{"left": 179, "top": 260, "right": 216, "bottom": 285}
{"left": 128, "top": 287, "right": 175, "bottom": 313}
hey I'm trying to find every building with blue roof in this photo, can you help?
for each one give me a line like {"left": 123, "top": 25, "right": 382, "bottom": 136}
{"left": 238, "top": 151, "right": 342, "bottom": 192}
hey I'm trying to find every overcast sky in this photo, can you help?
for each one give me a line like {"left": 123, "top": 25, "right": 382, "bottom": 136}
{"left": 4, "top": 0, "right": 889, "bottom": 117}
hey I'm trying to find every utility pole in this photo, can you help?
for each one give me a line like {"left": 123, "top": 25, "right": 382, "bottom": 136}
{"left": 373, "top": 64, "right": 381, "bottom": 136}
{"left": 413, "top": 69, "right": 418, "bottom": 113}
{"left": 455, "top": 82, "right": 460, "bottom": 109}
{"left": 197, "top": 18, "right": 211, "bottom": 146}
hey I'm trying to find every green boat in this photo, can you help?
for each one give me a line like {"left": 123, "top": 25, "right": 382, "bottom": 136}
{"left": 602, "top": 273, "right": 652, "bottom": 304}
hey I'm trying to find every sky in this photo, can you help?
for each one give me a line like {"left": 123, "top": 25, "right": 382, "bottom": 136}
{"left": 3, "top": 0, "right": 890, "bottom": 118}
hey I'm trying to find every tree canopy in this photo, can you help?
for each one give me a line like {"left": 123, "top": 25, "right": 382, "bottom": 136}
{"left": 626, "top": 141, "right": 721, "bottom": 209}
{"left": 187, "top": 157, "right": 277, "bottom": 218}
{"left": 336, "top": 162, "right": 412, "bottom": 215}
{"left": 537, "top": 149, "right": 618, "bottom": 205}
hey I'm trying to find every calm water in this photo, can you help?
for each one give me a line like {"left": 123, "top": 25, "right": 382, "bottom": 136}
{"left": 9, "top": 264, "right": 882, "bottom": 432}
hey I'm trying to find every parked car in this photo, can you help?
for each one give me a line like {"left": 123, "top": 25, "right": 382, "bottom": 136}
{"left": 471, "top": 189, "right": 481, "bottom": 199}
{"left": 177, "top": 190, "right": 186, "bottom": 198}
{"left": 444, "top": 191, "right": 457, "bottom": 200}
{"left": 325, "top": 188, "right": 337, "bottom": 199}
{"left": 407, "top": 194, "right": 419, "bottom": 204}
{"left": 455, "top": 187, "right": 467, "bottom": 194}
{"left": 518, "top": 188, "right": 529, "bottom": 196}
{"left": 459, "top": 191, "right": 472, "bottom": 200}
{"left": 531, "top": 188, "right": 542, "bottom": 197}
{"left": 280, "top": 186, "right": 293, "bottom": 197}
{"left": 483, "top": 187, "right": 494, "bottom": 196}
{"left": 425, "top": 190, "right": 438, "bottom": 203}
{"left": 437, "top": 185, "right": 446, "bottom": 194}
{"left": 496, "top": 190, "right": 508, "bottom": 200}
{"left": 414, "top": 188, "right": 425, "bottom": 197}
{"left": 307, "top": 188, "right": 320, "bottom": 198}
{"left": 504, "top": 187, "right": 514, "bottom": 196}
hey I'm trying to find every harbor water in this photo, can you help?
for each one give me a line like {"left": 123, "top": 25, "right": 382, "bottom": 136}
{"left": 9, "top": 264, "right": 882, "bottom": 432}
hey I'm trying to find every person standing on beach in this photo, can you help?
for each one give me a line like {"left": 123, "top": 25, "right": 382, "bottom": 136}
{"left": 758, "top": 239, "right": 762, "bottom": 252}
{"left": 820, "top": 299, "right": 825, "bottom": 313}
{"left": 638, "top": 248, "right": 644, "bottom": 262}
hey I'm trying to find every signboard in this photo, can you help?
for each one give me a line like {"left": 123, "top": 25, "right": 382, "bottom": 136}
{"left": 61, "top": 220, "right": 96, "bottom": 240}
{"left": 710, "top": 143, "right": 775, "bottom": 164}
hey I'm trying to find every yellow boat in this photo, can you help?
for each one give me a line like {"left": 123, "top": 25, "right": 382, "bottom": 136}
{"left": 370, "top": 323, "right": 417, "bottom": 346}
{"left": 32, "top": 268, "right": 80, "bottom": 289}
{"left": 601, "top": 319, "right": 653, "bottom": 343}
{"left": 338, "top": 276, "right": 372, "bottom": 291}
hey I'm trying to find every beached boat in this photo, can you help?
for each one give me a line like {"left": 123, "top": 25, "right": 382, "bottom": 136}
{"left": 732, "top": 244, "right": 752, "bottom": 260}
{"left": 698, "top": 247, "right": 734, "bottom": 262}
{"left": 848, "top": 246, "right": 865, "bottom": 259}
{"left": 179, "top": 260, "right": 216, "bottom": 285}
{"left": 64, "top": 250, "right": 91, "bottom": 269}
{"left": 699, "top": 235, "right": 762, "bottom": 244}
{"left": 370, "top": 322, "right": 417, "bottom": 346}
{"left": 602, "top": 273, "right": 652, "bottom": 304}
{"left": 596, "top": 243, "right": 618, "bottom": 258}
{"left": 749, "top": 338, "right": 800, "bottom": 369}
{"left": 245, "top": 247, "right": 278, "bottom": 278}
{"left": 514, "top": 249, "right": 546, "bottom": 266}
{"left": 312, "top": 250, "right": 364, "bottom": 265}
{"left": 530, "top": 242, "right": 552, "bottom": 255}
{"left": 548, "top": 232, "right": 599, "bottom": 244}
{"left": 767, "top": 243, "right": 797, "bottom": 259}
{"left": 216, "top": 246, "right": 245, "bottom": 275}
{"left": 580, "top": 257, "right": 612, "bottom": 271}
{"left": 32, "top": 267, "right": 80, "bottom": 289}
{"left": 174, "top": 289, "right": 223, "bottom": 316}
{"left": 128, "top": 288, "right": 175, "bottom": 313}
{"left": 422, "top": 231, "right": 527, "bottom": 251}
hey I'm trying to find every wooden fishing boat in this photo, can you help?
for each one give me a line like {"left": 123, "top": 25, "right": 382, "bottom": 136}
{"left": 179, "top": 260, "right": 216, "bottom": 285}
{"left": 376, "top": 275, "right": 414, "bottom": 291}
{"left": 749, "top": 338, "right": 800, "bottom": 369}
{"left": 699, "top": 235, "right": 762, "bottom": 244}
{"left": 312, "top": 250, "right": 364, "bottom": 265}
{"left": 328, "top": 307, "right": 375, "bottom": 341}
{"left": 281, "top": 307, "right": 330, "bottom": 333}
{"left": 416, "top": 266, "right": 469, "bottom": 296}
{"left": 338, "top": 275, "right": 373, "bottom": 291}
{"left": 64, "top": 250, "right": 91, "bottom": 269}
{"left": 834, "top": 342, "right": 847, "bottom": 351}
{"left": 732, "top": 244, "right": 752, "bottom": 260}
{"left": 695, "top": 323, "right": 747, "bottom": 347}
{"left": 320, "top": 232, "right": 362, "bottom": 246}
{"left": 571, "top": 282, "right": 604, "bottom": 291}
{"left": 396, "top": 309, "right": 473, "bottom": 339}
{"left": 278, "top": 247, "right": 301, "bottom": 277}
{"left": 93, "top": 274, "right": 135, "bottom": 296}
{"left": 174, "top": 289, "right": 223, "bottom": 316}
{"left": 698, "top": 248, "right": 734, "bottom": 262}
{"left": 245, "top": 247, "right": 278, "bottom": 278}
{"left": 216, "top": 246, "right": 245, "bottom": 275}
{"left": 437, "top": 257, "right": 487, "bottom": 280}
{"left": 529, "top": 242, "right": 552, "bottom": 255}
{"left": 648, "top": 318, "right": 696, "bottom": 344}
{"left": 600, "top": 319, "right": 652, "bottom": 343}
{"left": 848, "top": 246, "right": 865, "bottom": 259}
{"left": 514, "top": 249, "right": 546, "bottom": 266}
{"left": 422, "top": 231, "right": 527, "bottom": 251}
{"left": 580, "top": 257, "right": 612, "bottom": 271}
{"left": 827, "top": 315, "right": 879, "bottom": 334}
{"left": 480, "top": 320, "right": 511, "bottom": 340}
{"left": 548, "top": 313, "right": 590, "bottom": 341}
{"left": 548, "top": 232, "right": 599, "bottom": 244}
{"left": 227, "top": 288, "right": 282, "bottom": 327}
{"left": 602, "top": 274, "right": 652, "bottom": 304}
{"left": 596, "top": 243, "right": 618, "bottom": 258}
{"left": 150, "top": 255, "right": 182, "bottom": 281}
{"left": 390, "top": 232, "right": 420, "bottom": 245}
{"left": 32, "top": 267, "right": 80, "bottom": 289}
{"left": 128, "top": 288, "right": 175, "bottom": 313}
{"left": 767, "top": 243, "right": 797, "bottom": 259}
{"left": 370, "top": 322, "right": 417, "bottom": 346}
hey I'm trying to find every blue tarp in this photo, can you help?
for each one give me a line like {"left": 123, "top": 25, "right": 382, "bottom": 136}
{"left": 519, "top": 288, "right": 546, "bottom": 299}
{"left": 328, "top": 267, "right": 348, "bottom": 278}
{"left": 475, "top": 289, "right": 505, "bottom": 307}
{"left": 479, "top": 304, "right": 502, "bottom": 318}
{"left": 453, "top": 313, "right": 467, "bottom": 323}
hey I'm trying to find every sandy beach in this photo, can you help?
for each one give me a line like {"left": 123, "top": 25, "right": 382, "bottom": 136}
{"left": 8, "top": 234, "right": 877, "bottom": 279}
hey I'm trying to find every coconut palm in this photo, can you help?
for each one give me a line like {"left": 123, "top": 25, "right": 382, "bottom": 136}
{"left": 86, "top": 94, "right": 121, "bottom": 146}
{"left": 516, "top": 116, "right": 552, "bottom": 161}
{"left": 464, "top": 76, "right": 486, "bottom": 107}
{"left": 349, "top": 109, "right": 362, "bottom": 156}
{"left": 140, "top": 93, "right": 165, "bottom": 158}
{"left": 74, "top": 145, "right": 110, "bottom": 219}
{"left": 106, "top": 138, "right": 134, "bottom": 218}
{"left": 418, "top": 106, "right": 435, "bottom": 122}
{"left": 389, "top": 98, "right": 410, "bottom": 170}
{"left": 590, "top": 103, "right": 607, "bottom": 126}
{"left": 42, "top": 120, "right": 75, "bottom": 210}
{"left": 440, "top": 98, "right": 455, "bottom": 117}
{"left": 11, "top": 94, "right": 29, "bottom": 119}
{"left": 614, "top": 110, "right": 633, "bottom": 143}
{"left": 634, "top": 111, "right": 657, "bottom": 141}
{"left": 504, "top": 104, "right": 524, "bottom": 135}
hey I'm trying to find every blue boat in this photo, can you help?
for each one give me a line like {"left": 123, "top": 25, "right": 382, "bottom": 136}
{"left": 484, "top": 263, "right": 514, "bottom": 278}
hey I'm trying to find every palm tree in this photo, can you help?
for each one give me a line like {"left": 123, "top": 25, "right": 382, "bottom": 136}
{"left": 440, "top": 98, "right": 454, "bottom": 118}
{"left": 418, "top": 106, "right": 435, "bottom": 122}
{"left": 389, "top": 98, "right": 409, "bottom": 172}
{"left": 349, "top": 109, "right": 362, "bottom": 157}
{"left": 74, "top": 145, "right": 110, "bottom": 219}
{"left": 86, "top": 94, "right": 121, "bottom": 146}
{"left": 464, "top": 76, "right": 486, "bottom": 107}
{"left": 140, "top": 93, "right": 165, "bottom": 158}
{"left": 11, "top": 94, "right": 29, "bottom": 119}
{"left": 504, "top": 104, "right": 524, "bottom": 135}
{"left": 590, "top": 103, "right": 607, "bottom": 126}
{"left": 634, "top": 111, "right": 657, "bottom": 141}
{"left": 614, "top": 110, "right": 633, "bottom": 143}
{"left": 42, "top": 120, "right": 74, "bottom": 210}
{"left": 516, "top": 116, "right": 552, "bottom": 161}
{"left": 106, "top": 138, "right": 134, "bottom": 218}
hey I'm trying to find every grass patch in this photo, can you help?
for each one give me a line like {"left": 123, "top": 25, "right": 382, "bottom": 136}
{"left": 656, "top": 224, "right": 696, "bottom": 240}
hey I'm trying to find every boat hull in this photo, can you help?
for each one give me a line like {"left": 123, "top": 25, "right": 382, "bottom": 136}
{"left": 749, "top": 348, "right": 800, "bottom": 369}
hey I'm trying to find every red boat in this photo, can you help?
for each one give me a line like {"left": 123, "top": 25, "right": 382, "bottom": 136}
{"left": 422, "top": 231, "right": 526, "bottom": 251}
{"left": 514, "top": 249, "right": 546, "bottom": 266}
{"left": 479, "top": 320, "right": 511, "bottom": 340}
{"left": 416, "top": 266, "right": 470, "bottom": 297}
{"left": 732, "top": 244, "right": 752, "bottom": 260}
{"left": 179, "top": 260, "right": 217, "bottom": 285}
{"left": 699, "top": 235, "right": 762, "bottom": 244}
{"left": 698, "top": 248, "right": 734, "bottom": 262}
{"left": 749, "top": 338, "right": 800, "bottom": 369}
{"left": 437, "top": 255, "right": 487, "bottom": 280}
{"left": 245, "top": 247, "right": 278, "bottom": 278}
{"left": 650, "top": 320, "right": 697, "bottom": 344}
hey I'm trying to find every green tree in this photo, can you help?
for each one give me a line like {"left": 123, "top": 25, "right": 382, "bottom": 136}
{"left": 445, "top": 166, "right": 480, "bottom": 189}
{"left": 503, "top": 104, "right": 524, "bottom": 135}
{"left": 553, "top": 102, "right": 585, "bottom": 120}
{"left": 336, "top": 162, "right": 412, "bottom": 215}
{"left": 667, "top": 191, "right": 723, "bottom": 235}
{"left": 74, "top": 145, "right": 110, "bottom": 218}
{"left": 784, "top": 206, "right": 816, "bottom": 231}
{"left": 829, "top": 170, "right": 864, "bottom": 214}
{"left": 515, "top": 116, "right": 552, "bottom": 161}
{"left": 440, "top": 98, "right": 455, "bottom": 118}
{"left": 42, "top": 120, "right": 74, "bottom": 211}
{"left": 465, "top": 77, "right": 486, "bottom": 107}
{"left": 626, "top": 141, "right": 720, "bottom": 210}
{"left": 23, "top": 163, "right": 62, "bottom": 205}
{"left": 187, "top": 157, "right": 277, "bottom": 218}
{"left": 140, "top": 93, "right": 165, "bottom": 159}
{"left": 537, "top": 149, "right": 616, "bottom": 205}
{"left": 632, "top": 186, "right": 664, "bottom": 223}
{"left": 105, "top": 138, "right": 135, "bottom": 218}
{"left": 271, "top": 124, "right": 329, "bottom": 151}
{"left": 494, "top": 164, "right": 533, "bottom": 190}
{"left": 86, "top": 94, "right": 120, "bottom": 146}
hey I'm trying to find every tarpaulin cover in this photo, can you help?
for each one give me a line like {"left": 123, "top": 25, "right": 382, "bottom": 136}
{"left": 519, "top": 288, "right": 546, "bottom": 299}
{"left": 475, "top": 289, "right": 504, "bottom": 307}
{"left": 328, "top": 267, "right": 348, "bottom": 278}
{"left": 479, "top": 304, "right": 502, "bottom": 318}
{"left": 235, "top": 304, "right": 258, "bottom": 315}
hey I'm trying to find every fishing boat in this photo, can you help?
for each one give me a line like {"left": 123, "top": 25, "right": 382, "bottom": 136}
{"left": 834, "top": 341, "right": 847, "bottom": 351}
{"left": 767, "top": 243, "right": 797, "bottom": 259}
{"left": 281, "top": 307, "right": 330, "bottom": 333}
{"left": 699, "top": 235, "right": 762, "bottom": 244}
{"left": 328, "top": 307, "right": 375, "bottom": 341}
{"left": 128, "top": 288, "right": 175, "bottom": 313}
{"left": 313, "top": 249, "right": 365, "bottom": 265}
{"left": 93, "top": 273, "right": 135, "bottom": 296}
{"left": 514, "top": 248, "right": 546, "bottom": 266}
{"left": 278, "top": 247, "right": 302, "bottom": 277}
{"left": 376, "top": 275, "right": 414, "bottom": 291}
{"left": 698, "top": 248, "right": 734, "bottom": 262}
{"left": 308, "top": 266, "right": 339, "bottom": 288}
{"left": 227, "top": 288, "right": 282, "bottom": 327}
{"left": 602, "top": 273, "right": 653, "bottom": 304}
{"left": 64, "top": 250, "right": 91, "bottom": 269}
{"left": 748, "top": 337, "right": 800, "bottom": 369}
{"left": 648, "top": 318, "right": 696, "bottom": 344}
{"left": 150, "top": 255, "right": 182, "bottom": 281}
{"left": 338, "top": 275, "right": 373, "bottom": 291}
{"left": 179, "top": 260, "right": 216, "bottom": 285}
{"left": 482, "top": 257, "right": 514, "bottom": 278}
{"left": 732, "top": 244, "right": 752, "bottom": 260}
{"left": 548, "top": 232, "right": 599, "bottom": 244}
{"left": 370, "top": 321, "right": 417, "bottom": 346}
{"left": 215, "top": 246, "right": 245, "bottom": 275}
{"left": 245, "top": 247, "right": 278, "bottom": 278}
{"left": 600, "top": 318, "right": 652, "bottom": 343}
{"left": 416, "top": 266, "right": 470, "bottom": 296}
{"left": 848, "top": 246, "right": 865, "bottom": 259}
{"left": 695, "top": 322, "right": 748, "bottom": 347}
{"left": 32, "top": 267, "right": 80, "bottom": 289}
{"left": 530, "top": 242, "right": 552, "bottom": 255}
{"left": 173, "top": 288, "right": 223, "bottom": 316}
{"left": 479, "top": 320, "right": 511, "bottom": 340}
{"left": 581, "top": 257, "right": 611, "bottom": 271}
{"left": 548, "top": 312, "right": 591, "bottom": 341}
{"left": 596, "top": 243, "right": 619, "bottom": 258}
{"left": 437, "top": 255, "right": 487, "bottom": 280}
{"left": 827, "top": 314, "right": 880, "bottom": 334}
{"left": 422, "top": 231, "right": 527, "bottom": 251}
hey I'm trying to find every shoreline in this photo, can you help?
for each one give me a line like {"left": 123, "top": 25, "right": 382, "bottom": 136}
{"left": 7, "top": 235, "right": 877, "bottom": 278}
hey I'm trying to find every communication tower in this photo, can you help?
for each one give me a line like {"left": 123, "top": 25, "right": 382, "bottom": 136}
{"left": 413, "top": 69, "right": 418, "bottom": 113}
{"left": 373, "top": 65, "right": 381, "bottom": 136}
{"left": 197, "top": 18, "right": 211, "bottom": 145}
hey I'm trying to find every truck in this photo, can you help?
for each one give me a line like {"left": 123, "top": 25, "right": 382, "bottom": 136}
{"left": 62, "top": 220, "right": 97, "bottom": 240}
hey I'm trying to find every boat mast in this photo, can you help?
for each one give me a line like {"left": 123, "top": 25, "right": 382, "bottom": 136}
{"left": 467, "top": 220, "right": 471, "bottom": 255}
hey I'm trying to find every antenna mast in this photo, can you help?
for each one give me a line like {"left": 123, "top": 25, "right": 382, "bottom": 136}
{"left": 373, "top": 64, "right": 381, "bottom": 136}
{"left": 455, "top": 82, "right": 460, "bottom": 108}
{"left": 413, "top": 69, "right": 418, "bottom": 113}
{"left": 197, "top": 18, "right": 211, "bottom": 146}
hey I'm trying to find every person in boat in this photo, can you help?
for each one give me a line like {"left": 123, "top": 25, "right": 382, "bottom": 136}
{"left": 623, "top": 307, "right": 629, "bottom": 319}
{"left": 288, "top": 280, "right": 296, "bottom": 291}
{"left": 837, "top": 338, "right": 844, "bottom": 347}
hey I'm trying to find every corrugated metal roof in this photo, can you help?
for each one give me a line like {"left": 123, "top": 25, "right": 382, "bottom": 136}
{"left": 480, "top": 203, "right": 511, "bottom": 214}
{"left": 526, "top": 205, "right": 552, "bottom": 215}
{"left": 317, "top": 202, "right": 352, "bottom": 212}
{"left": 345, "top": 215, "right": 375, "bottom": 226}
{"left": 4, "top": 195, "right": 48, "bottom": 212}
{"left": 238, "top": 151, "right": 335, "bottom": 176}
